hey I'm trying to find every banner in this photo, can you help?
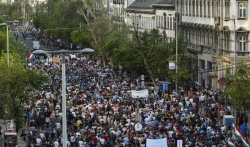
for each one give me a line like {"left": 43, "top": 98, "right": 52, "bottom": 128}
{"left": 169, "top": 62, "right": 175, "bottom": 70}
{"left": 131, "top": 89, "right": 148, "bottom": 98}
{"left": 53, "top": 56, "right": 61, "bottom": 64}
{"left": 177, "top": 140, "right": 183, "bottom": 147}
{"left": 146, "top": 138, "right": 168, "bottom": 147}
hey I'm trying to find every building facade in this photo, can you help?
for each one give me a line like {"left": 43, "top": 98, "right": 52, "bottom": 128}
{"left": 125, "top": 0, "right": 176, "bottom": 41}
{"left": 176, "top": 0, "right": 250, "bottom": 90}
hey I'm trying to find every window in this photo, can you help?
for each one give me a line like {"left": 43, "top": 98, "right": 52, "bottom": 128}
{"left": 200, "top": 1, "right": 202, "bottom": 17}
{"left": 196, "top": 1, "right": 198, "bottom": 17}
{"left": 170, "top": 17, "right": 172, "bottom": 30}
{"left": 238, "top": 2, "right": 246, "bottom": 18}
{"left": 192, "top": 1, "right": 195, "bottom": 16}
{"left": 239, "top": 36, "right": 246, "bottom": 51}
{"left": 181, "top": 1, "right": 185, "bottom": 15}
{"left": 189, "top": 2, "right": 191, "bottom": 16}
{"left": 164, "top": 16, "right": 166, "bottom": 29}
{"left": 177, "top": 1, "right": 179, "bottom": 13}
{"left": 204, "top": 1, "right": 206, "bottom": 17}
{"left": 208, "top": 2, "right": 210, "bottom": 17}
{"left": 211, "top": 2, "right": 214, "bottom": 17}
{"left": 186, "top": 1, "right": 188, "bottom": 16}
{"left": 225, "top": 2, "right": 230, "bottom": 18}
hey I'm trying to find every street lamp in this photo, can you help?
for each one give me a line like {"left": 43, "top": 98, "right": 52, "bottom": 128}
{"left": 175, "top": 13, "right": 179, "bottom": 94}
{"left": 0, "top": 23, "right": 9, "bottom": 67}
{"left": 224, "top": 18, "right": 236, "bottom": 73}
{"left": 32, "top": 48, "right": 94, "bottom": 147}
{"left": 169, "top": 13, "right": 179, "bottom": 93}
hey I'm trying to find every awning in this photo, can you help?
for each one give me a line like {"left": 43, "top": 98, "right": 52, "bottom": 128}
{"left": 217, "top": 77, "right": 228, "bottom": 85}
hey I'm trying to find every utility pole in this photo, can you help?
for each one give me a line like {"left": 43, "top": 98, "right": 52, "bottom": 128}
{"left": 175, "top": 13, "right": 179, "bottom": 94}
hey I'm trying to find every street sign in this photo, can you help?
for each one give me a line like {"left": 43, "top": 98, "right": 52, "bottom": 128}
{"left": 162, "top": 83, "right": 168, "bottom": 91}
{"left": 134, "top": 123, "right": 142, "bottom": 131}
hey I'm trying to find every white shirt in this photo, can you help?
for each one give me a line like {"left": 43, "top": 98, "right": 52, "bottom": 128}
{"left": 199, "top": 95, "right": 204, "bottom": 102}
{"left": 70, "top": 136, "right": 75, "bottom": 142}
{"left": 36, "top": 138, "right": 42, "bottom": 146}
{"left": 168, "top": 131, "right": 174, "bottom": 138}
{"left": 45, "top": 92, "right": 51, "bottom": 99}
{"left": 56, "top": 123, "right": 61, "bottom": 129}
{"left": 79, "top": 141, "right": 84, "bottom": 147}
{"left": 54, "top": 141, "right": 59, "bottom": 147}
{"left": 76, "top": 132, "right": 81, "bottom": 137}
{"left": 40, "top": 133, "right": 45, "bottom": 139}
{"left": 100, "top": 138, "right": 105, "bottom": 144}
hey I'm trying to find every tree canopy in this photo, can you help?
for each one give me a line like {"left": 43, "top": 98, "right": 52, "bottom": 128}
{"left": 225, "top": 63, "right": 250, "bottom": 113}
{"left": 0, "top": 51, "right": 49, "bottom": 132}
{"left": 104, "top": 27, "right": 191, "bottom": 86}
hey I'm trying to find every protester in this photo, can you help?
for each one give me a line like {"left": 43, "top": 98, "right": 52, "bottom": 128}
{"left": 23, "top": 52, "right": 248, "bottom": 147}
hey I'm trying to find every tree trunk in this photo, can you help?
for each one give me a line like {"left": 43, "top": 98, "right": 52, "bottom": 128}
{"left": 143, "top": 57, "right": 156, "bottom": 86}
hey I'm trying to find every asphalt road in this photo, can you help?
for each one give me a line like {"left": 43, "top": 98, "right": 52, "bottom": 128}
{"left": 15, "top": 30, "right": 48, "bottom": 51}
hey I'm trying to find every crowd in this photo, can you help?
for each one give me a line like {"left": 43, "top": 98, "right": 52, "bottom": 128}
{"left": 21, "top": 51, "right": 249, "bottom": 147}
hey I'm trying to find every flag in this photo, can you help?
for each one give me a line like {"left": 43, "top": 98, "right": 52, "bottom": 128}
{"left": 240, "top": 122, "right": 248, "bottom": 137}
{"left": 227, "top": 140, "right": 236, "bottom": 147}
{"left": 232, "top": 123, "right": 249, "bottom": 147}
{"left": 53, "top": 62, "right": 60, "bottom": 69}
{"left": 26, "top": 52, "right": 34, "bottom": 60}
{"left": 178, "top": 102, "right": 184, "bottom": 111}
{"left": 173, "top": 125, "right": 181, "bottom": 135}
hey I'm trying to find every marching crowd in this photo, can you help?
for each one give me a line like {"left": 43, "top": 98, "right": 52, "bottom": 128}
{"left": 21, "top": 52, "right": 248, "bottom": 147}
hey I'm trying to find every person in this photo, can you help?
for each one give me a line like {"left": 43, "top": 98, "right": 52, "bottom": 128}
{"left": 78, "top": 138, "right": 84, "bottom": 147}
{"left": 123, "top": 135, "right": 129, "bottom": 146}
{"left": 36, "top": 137, "right": 42, "bottom": 147}
{"left": 54, "top": 139, "right": 59, "bottom": 147}
{"left": 66, "top": 139, "right": 71, "bottom": 147}
{"left": 22, "top": 52, "right": 238, "bottom": 147}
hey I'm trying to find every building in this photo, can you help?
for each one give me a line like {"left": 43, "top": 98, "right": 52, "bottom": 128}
{"left": 175, "top": 0, "right": 250, "bottom": 90}
{"left": 0, "top": 0, "right": 13, "bottom": 4}
{"left": 125, "top": 0, "right": 176, "bottom": 41}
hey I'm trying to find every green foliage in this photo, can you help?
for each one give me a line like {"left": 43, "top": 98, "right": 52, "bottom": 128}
{"left": 0, "top": 3, "right": 10, "bottom": 16}
{"left": 0, "top": 28, "right": 29, "bottom": 57}
{"left": 33, "top": 0, "right": 83, "bottom": 41}
{"left": 0, "top": 17, "right": 4, "bottom": 23}
{"left": 0, "top": 51, "right": 49, "bottom": 131}
{"left": 226, "top": 63, "right": 250, "bottom": 112}
{"left": 71, "top": 28, "right": 92, "bottom": 48}
{"left": 104, "top": 28, "right": 191, "bottom": 85}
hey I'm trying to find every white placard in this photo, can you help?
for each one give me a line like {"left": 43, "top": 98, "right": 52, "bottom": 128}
{"left": 131, "top": 89, "right": 148, "bottom": 98}
{"left": 169, "top": 62, "right": 175, "bottom": 70}
{"left": 146, "top": 138, "right": 168, "bottom": 147}
{"left": 177, "top": 140, "right": 183, "bottom": 147}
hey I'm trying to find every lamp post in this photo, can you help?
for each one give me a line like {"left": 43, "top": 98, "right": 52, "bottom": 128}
{"left": 0, "top": 23, "right": 9, "bottom": 67}
{"left": 175, "top": 13, "right": 178, "bottom": 94}
{"left": 224, "top": 18, "right": 236, "bottom": 73}
{"left": 32, "top": 48, "right": 94, "bottom": 147}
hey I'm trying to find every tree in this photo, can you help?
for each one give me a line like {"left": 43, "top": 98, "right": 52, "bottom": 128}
{"left": 0, "top": 51, "right": 49, "bottom": 132}
{"left": 77, "top": 0, "right": 123, "bottom": 56}
{"left": 0, "top": 3, "right": 10, "bottom": 16}
{"left": 226, "top": 63, "right": 250, "bottom": 113}
{"left": 104, "top": 27, "right": 191, "bottom": 86}
{"left": 0, "top": 26, "right": 29, "bottom": 56}
{"left": 32, "top": 0, "right": 83, "bottom": 41}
